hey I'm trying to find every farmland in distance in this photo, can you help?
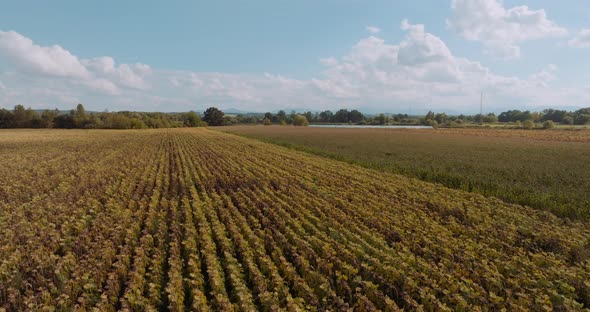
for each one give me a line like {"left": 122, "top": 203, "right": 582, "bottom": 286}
{"left": 222, "top": 126, "right": 590, "bottom": 220}
{"left": 1, "top": 128, "right": 590, "bottom": 311}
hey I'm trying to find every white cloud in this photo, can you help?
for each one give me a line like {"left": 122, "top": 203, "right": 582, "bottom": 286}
{"left": 398, "top": 19, "right": 453, "bottom": 66}
{"left": 0, "top": 26, "right": 589, "bottom": 113}
{"left": 313, "top": 20, "right": 489, "bottom": 110}
{"left": 0, "top": 31, "right": 90, "bottom": 78}
{"left": 312, "top": 20, "right": 587, "bottom": 112}
{"left": 366, "top": 26, "right": 381, "bottom": 34}
{"left": 81, "top": 78, "right": 120, "bottom": 95}
{"left": 447, "top": 0, "right": 568, "bottom": 59}
{"left": 164, "top": 71, "right": 316, "bottom": 110}
{"left": 529, "top": 64, "right": 558, "bottom": 87}
{"left": 83, "top": 57, "right": 152, "bottom": 90}
{"left": 569, "top": 29, "right": 590, "bottom": 48}
{"left": 0, "top": 30, "right": 152, "bottom": 98}
{"left": 347, "top": 36, "right": 398, "bottom": 67}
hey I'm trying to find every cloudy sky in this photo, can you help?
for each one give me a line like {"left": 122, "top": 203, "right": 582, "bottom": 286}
{"left": 1, "top": 0, "right": 590, "bottom": 114}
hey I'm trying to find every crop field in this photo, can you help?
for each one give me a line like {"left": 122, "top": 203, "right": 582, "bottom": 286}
{"left": 1, "top": 128, "right": 590, "bottom": 311}
{"left": 223, "top": 126, "right": 590, "bottom": 220}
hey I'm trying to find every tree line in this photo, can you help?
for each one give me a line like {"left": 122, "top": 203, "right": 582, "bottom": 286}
{"left": 420, "top": 108, "right": 590, "bottom": 128}
{"left": 261, "top": 109, "right": 366, "bottom": 125}
{"left": 497, "top": 108, "right": 590, "bottom": 125}
{"left": 0, "top": 104, "right": 208, "bottom": 129}
{"left": 259, "top": 107, "right": 590, "bottom": 127}
{"left": 1, "top": 104, "right": 589, "bottom": 129}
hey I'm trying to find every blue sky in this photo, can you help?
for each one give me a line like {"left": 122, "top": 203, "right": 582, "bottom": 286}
{"left": 1, "top": 0, "right": 590, "bottom": 113}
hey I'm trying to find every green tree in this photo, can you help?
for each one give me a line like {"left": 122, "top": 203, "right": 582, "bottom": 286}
{"left": 522, "top": 120, "right": 534, "bottom": 129}
{"left": 334, "top": 109, "right": 350, "bottom": 123}
{"left": 237, "top": 115, "right": 258, "bottom": 124}
{"left": 474, "top": 114, "right": 485, "bottom": 124}
{"left": 562, "top": 116, "right": 574, "bottom": 125}
{"left": 277, "top": 110, "right": 287, "bottom": 123}
{"left": 39, "top": 109, "right": 59, "bottom": 128}
{"left": 542, "top": 120, "right": 555, "bottom": 129}
{"left": 319, "top": 110, "right": 333, "bottom": 122}
{"left": 76, "top": 103, "right": 85, "bottom": 116}
{"left": 349, "top": 110, "right": 364, "bottom": 123}
{"left": 85, "top": 114, "right": 102, "bottom": 128}
{"left": 73, "top": 103, "right": 88, "bottom": 128}
{"left": 129, "top": 118, "right": 147, "bottom": 129}
{"left": 376, "top": 114, "right": 388, "bottom": 125}
{"left": 531, "top": 112, "right": 543, "bottom": 122}
{"left": 542, "top": 109, "right": 568, "bottom": 123}
{"left": 183, "top": 111, "right": 205, "bottom": 127}
{"left": 263, "top": 117, "right": 272, "bottom": 126}
{"left": 434, "top": 113, "right": 448, "bottom": 124}
{"left": 304, "top": 111, "right": 313, "bottom": 123}
{"left": 13, "top": 105, "right": 38, "bottom": 128}
{"left": 54, "top": 114, "right": 76, "bottom": 129}
{"left": 288, "top": 110, "right": 297, "bottom": 124}
{"left": 110, "top": 114, "right": 132, "bottom": 129}
{"left": 223, "top": 115, "right": 238, "bottom": 126}
{"left": 203, "top": 107, "right": 225, "bottom": 126}
{"left": 425, "top": 111, "right": 435, "bottom": 121}
{"left": 427, "top": 119, "right": 439, "bottom": 129}
{"left": 483, "top": 113, "right": 498, "bottom": 123}
{"left": 573, "top": 108, "right": 590, "bottom": 125}
{"left": 575, "top": 114, "right": 590, "bottom": 125}
{"left": 293, "top": 114, "right": 309, "bottom": 126}
{"left": 499, "top": 110, "right": 532, "bottom": 122}
{"left": 264, "top": 112, "right": 273, "bottom": 121}
{"left": 0, "top": 108, "right": 14, "bottom": 128}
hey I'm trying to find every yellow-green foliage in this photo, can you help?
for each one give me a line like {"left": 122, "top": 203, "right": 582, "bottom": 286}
{"left": 224, "top": 126, "right": 590, "bottom": 220}
{"left": 1, "top": 129, "right": 589, "bottom": 311}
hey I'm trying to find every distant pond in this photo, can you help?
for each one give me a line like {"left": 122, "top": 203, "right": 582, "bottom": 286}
{"left": 309, "top": 125, "right": 433, "bottom": 129}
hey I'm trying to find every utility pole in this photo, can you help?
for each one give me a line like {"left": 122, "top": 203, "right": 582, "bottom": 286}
{"left": 479, "top": 91, "right": 484, "bottom": 125}
{"left": 480, "top": 91, "right": 484, "bottom": 116}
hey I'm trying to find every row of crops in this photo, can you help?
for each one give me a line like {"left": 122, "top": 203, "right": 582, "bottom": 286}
{"left": 1, "top": 128, "right": 589, "bottom": 311}
{"left": 222, "top": 126, "right": 590, "bottom": 220}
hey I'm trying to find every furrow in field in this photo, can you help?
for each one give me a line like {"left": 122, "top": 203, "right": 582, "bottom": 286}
{"left": 2, "top": 128, "right": 590, "bottom": 311}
